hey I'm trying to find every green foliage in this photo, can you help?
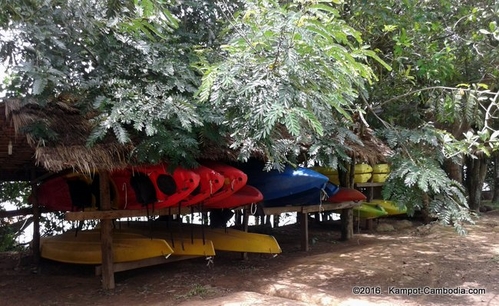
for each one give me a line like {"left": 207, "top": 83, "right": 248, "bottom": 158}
{"left": 197, "top": 0, "right": 388, "bottom": 166}
{"left": 0, "top": 182, "right": 32, "bottom": 250}
{"left": 0, "top": 182, "right": 31, "bottom": 208}
{"left": 383, "top": 157, "right": 472, "bottom": 235}
{"left": 0, "top": 223, "right": 17, "bottom": 251}
{"left": 346, "top": 0, "right": 498, "bottom": 130}
{"left": 380, "top": 126, "right": 473, "bottom": 233}
{"left": 1, "top": 0, "right": 497, "bottom": 234}
{"left": 0, "top": 0, "right": 207, "bottom": 167}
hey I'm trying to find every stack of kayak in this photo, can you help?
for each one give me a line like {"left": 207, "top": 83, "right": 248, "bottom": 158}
{"left": 40, "top": 226, "right": 282, "bottom": 264}
{"left": 361, "top": 199, "right": 407, "bottom": 217}
{"left": 352, "top": 200, "right": 407, "bottom": 219}
{"left": 313, "top": 164, "right": 375, "bottom": 184}
{"left": 372, "top": 164, "right": 391, "bottom": 183}
{"left": 35, "top": 160, "right": 378, "bottom": 266}
{"left": 34, "top": 162, "right": 264, "bottom": 212}
{"left": 234, "top": 160, "right": 366, "bottom": 207}
{"left": 34, "top": 160, "right": 369, "bottom": 212}
{"left": 313, "top": 163, "right": 406, "bottom": 219}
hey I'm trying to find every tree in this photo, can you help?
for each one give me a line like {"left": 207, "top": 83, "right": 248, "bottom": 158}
{"left": 344, "top": 0, "right": 499, "bottom": 221}
{"left": 197, "top": 0, "right": 389, "bottom": 169}
{"left": 2, "top": 0, "right": 497, "bottom": 235}
{"left": 0, "top": 181, "right": 31, "bottom": 250}
{"left": 0, "top": 0, "right": 205, "bottom": 167}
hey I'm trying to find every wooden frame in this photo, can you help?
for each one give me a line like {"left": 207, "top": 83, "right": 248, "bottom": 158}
{"left": 61, "top": 200, "right": 360, "bottom": 288}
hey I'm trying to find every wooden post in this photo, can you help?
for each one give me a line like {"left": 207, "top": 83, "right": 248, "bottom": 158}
{"left": 340, "top": 208, "right": 353, "bottom": 241}
{"left": 243, "top": 207, "right": 249, "bottom": 232}
{"left": 234, "top": 210, "right": 241, "bottom": 227}
{"left": 99, "top": 170, "right": 115, "bottom": 290}
{"left": 341, "top": 157, "right": 356, "bottom": 241}
{"left": 366, "top": 219, "right": 373, "bottom": 230}
{"left": 30, "top": 168, "right": 40, "bottom": 267}
{"left": 299, "top": 212, "right": 309, "bottom": 251}
{"left": 241, "top": 207, "right": 249, "bottom": 260}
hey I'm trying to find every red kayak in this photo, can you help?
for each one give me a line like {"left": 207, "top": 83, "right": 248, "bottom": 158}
{"left": 135, "top": 164, "right": 200, "bottom": 207}
{"left": 201, "top": 162, "right": 248, "bottom": 205}
{"left": 204, "top": 185, "right": 263, "bottom": 209}
{"left": 326, "top": 187, "right": 367, "bottom": 203}
{"left": 181, "top": 165, "right": 225, "bottom": 206}
{"left": 108, "top": 169, "right": 141, "bottom": 210}
{"left": 36, "top": 173, "right": 93, "bottom": 211}
{"left": 110, "top": 164, "right": 200, "bottom": 209}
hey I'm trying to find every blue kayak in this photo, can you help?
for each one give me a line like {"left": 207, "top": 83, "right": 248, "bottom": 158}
{"left": 262, "top": 182, "right": 340, "bottom": 207}
{"left": 235, "top": 160, "right": 330, "bottom": 201}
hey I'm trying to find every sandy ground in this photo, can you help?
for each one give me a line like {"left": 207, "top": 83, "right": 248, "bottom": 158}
{"left": 1, "top": 211, "right": 499, "bottom": 306}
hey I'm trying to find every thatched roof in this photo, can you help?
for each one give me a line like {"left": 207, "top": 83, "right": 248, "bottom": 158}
{"left": 0, "top": 103, "right": 46, "bottom": 181}
{"left": 346, "top": 126, "right": 392, "bottom": 164}
{"left": 199, "top": 123, "right": 392, "bottom": 166}
{"left": 5, "top": 98, "right": 133, "bottom": 174}
{"left": 1, "top": 98, "right": 392, "bottom": 180}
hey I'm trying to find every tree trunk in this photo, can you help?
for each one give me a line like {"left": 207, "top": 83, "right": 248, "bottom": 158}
{"left": 465, "top": 155, "right": 488, "bottom": 211}
{"left": 421, "top": 193, "right": 431, "bottom": 224}
{"left": 443, "top": 157, "right": 463, "bottom": 183}
{"left": 492, "top": 152, "right": 499, "bottom": 203}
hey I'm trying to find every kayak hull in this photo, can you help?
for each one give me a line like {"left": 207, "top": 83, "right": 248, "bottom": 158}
{"left": 181, "top": 165, "right": 225, "bottom": 206}
{"left": 262, "top": 182, "right": 339, "bottom": 207}
{"left": 127, "top": 222, "right": 281, "bottom": 254}
{"left": 201, "top": 162, "right": 248, "bottom": 205}
{"left": 365, "top": 199, "right": 406, "bottom": 215}
{"left": 40, "top": 230, "right": 174, "bottom": 264}
{"left": 204, "top": 185, "right": 263, "bottom": 209}
{"left": 36, "top": 173, "right": 94, "bottom": 211}
{"left": 326, "top": 188, "right": 367, "bottom": 203}
{"left": 353, "top": 203, "right": 388, "bottom": 219}
{"left": 236, "top": 160, "right": 329, "bottom": 201}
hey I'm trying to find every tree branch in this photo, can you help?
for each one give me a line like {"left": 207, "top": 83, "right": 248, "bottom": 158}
{"left": 379, "top": 86, "right": 498, "bottom": 108}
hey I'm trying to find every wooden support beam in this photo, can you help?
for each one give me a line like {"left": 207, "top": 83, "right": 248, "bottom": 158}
{"left": 31, "top": 167, "right": 40, "bottom": 266}
{"left": 65, "top": 206, "right": 204, "bottom": 221}
{"left": 261, "top": 201, "right": 360, "bottom": 215}
{"left": 99, "top": 170, "right": 115, "bottom": 290}
{"left": 0, "top": 207, "right": 35, "bottom": 218}
{"left": 299, "top": 212, "right": 309, "bottom": 251}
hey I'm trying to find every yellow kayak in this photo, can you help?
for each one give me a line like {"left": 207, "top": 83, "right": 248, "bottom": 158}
{"left": 40, "top": 230, "right": 174, "bottom": 264}
{"left": 372, "top": 173, "right": 389, "bottom": 183}
{"left": 372, "top": 164, "right": 390, "bottom": 174}
{"left": 126, "top": 222, "right": 282, "bottom": 254}
{"left": 313, "top": 164, "right": 373, "bottom": 174}
{"left": 354, "top": 173, "right": 372, "bottom": 183}
{"left": 190, "top": 227, "right": 282, "bottom": 254}
{"left": 353, "top": 203, "right": 388, "bottom": 219}
{"left": 324, "top": 174, "right": 340, "bottom": 185}
{"left": 311, "top": 166, "right": 337, "bottom": 175}
{"left": 121, "top": 228, "right": 216, "bottom": 257}
{"left": 166, "top": 238, "right": 215, "bottom": 257}
{"left": 354, "top": 164, "right": 373, "bottom": 174}
{"left": 365, "top": 199, "right": 407, "bottom": 215}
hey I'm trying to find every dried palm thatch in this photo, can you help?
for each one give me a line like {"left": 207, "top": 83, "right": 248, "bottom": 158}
{"left": 5, "top": 98, "right": 133, "bottom": 174}
{"left": 198, "top": 122, "right": 392, "bottom": 166}
{"left": 347, "top": 126, "right": 393, "bottom": 164}
{"left": 3, "top": 97, "right": 391, "bottom": 176}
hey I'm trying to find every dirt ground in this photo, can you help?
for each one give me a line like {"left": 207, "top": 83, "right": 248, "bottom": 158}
{"left": 1, "top": 210, "right": 499, "bottom": 306}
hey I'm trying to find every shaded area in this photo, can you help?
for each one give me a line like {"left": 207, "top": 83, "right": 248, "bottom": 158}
{"left": 1, "top": 211, "right": 499, "bottom": 306}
